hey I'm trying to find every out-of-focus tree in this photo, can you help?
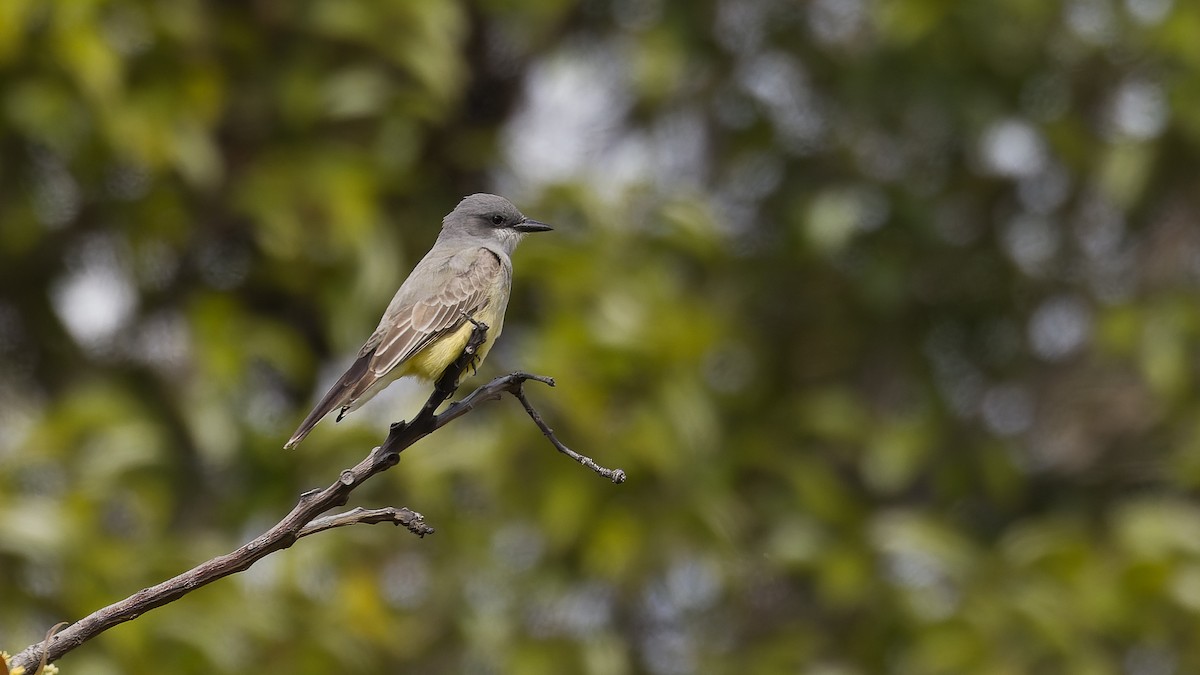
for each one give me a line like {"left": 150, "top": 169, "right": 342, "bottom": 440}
{"left": 4, "top": 0, "right": 1200, "bottom": 673}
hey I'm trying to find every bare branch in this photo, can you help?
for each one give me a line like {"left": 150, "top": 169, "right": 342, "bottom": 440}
{"left": 8, "top": 323, "right": 623, "bottom": 672}
{"left": 8, "top": 323, "right": 491, "bottom": 673}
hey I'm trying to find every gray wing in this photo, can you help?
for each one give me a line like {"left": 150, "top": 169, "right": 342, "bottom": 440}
{"left": 284, "top": 247, "right": 502, "bottom": 449}
{"left": 359, "top": 247, "right": 502, "bottom": 387}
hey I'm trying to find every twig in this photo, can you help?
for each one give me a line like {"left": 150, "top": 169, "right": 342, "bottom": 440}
{"left": 298, "top": 507, "right": 433, "bottom": 538}
{"left": 512, "top": 384, "right": 627, "bottom": 484}
{"left": 436, "top": 372, "right": 625, "bottom": 482}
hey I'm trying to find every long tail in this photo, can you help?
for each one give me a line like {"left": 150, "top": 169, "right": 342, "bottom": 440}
{"left": 284, "top": 350, "right": 373, "bottom": 449}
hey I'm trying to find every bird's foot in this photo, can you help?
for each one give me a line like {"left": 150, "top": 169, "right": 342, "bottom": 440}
{"left": 459, "top": 310, "right": 490, "bottom": 332}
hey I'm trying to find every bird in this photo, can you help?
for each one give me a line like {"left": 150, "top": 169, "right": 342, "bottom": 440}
{"left": 284, "top": 193, "right": 552, "bottom": 449}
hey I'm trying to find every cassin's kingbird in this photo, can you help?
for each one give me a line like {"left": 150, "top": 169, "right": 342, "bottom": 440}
{"left": 284, "top": 193, "right": 552, "bottom": 449}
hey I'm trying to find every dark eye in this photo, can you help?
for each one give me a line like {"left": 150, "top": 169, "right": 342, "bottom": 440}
{"left": 491, "top": 214, "right": 505, "bottom": 225}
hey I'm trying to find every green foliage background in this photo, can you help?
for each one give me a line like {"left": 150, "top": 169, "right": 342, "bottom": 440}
{"left": 3, "top": 0, "right": 1200, "bottom": 673}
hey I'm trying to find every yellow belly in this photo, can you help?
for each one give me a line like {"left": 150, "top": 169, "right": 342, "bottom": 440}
{"left": 345, "top": 321, "right": 499, "bottom": 414}
{"left": 403, "top": 318, "right": 498, "bottom": 381}
{"left": 345, "top": 298, "right": 506, "bottom": 414}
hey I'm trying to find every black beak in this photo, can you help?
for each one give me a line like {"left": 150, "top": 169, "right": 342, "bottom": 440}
{"left": 514, "top": 218, "right": 553, "bottom": 233}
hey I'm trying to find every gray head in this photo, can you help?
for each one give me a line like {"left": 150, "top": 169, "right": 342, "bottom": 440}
{"left": 441, "top": 193, "right": 552, "bottom": 255}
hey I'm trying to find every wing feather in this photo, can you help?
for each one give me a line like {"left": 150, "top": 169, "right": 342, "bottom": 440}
{"left": 349, "top": 248, "right": 501, "bottom": 397}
